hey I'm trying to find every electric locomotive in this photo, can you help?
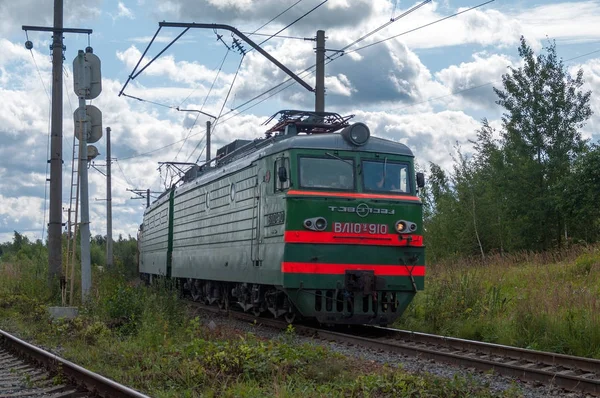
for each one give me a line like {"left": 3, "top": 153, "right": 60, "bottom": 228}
{"left": 138, "top": 110, "right": 425, "bottom": 325}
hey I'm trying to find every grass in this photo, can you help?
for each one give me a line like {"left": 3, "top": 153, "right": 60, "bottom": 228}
{"left": 0, "top": 260, "right": 523, "bottom": 397}
{"left": 397, "top": 245, "right": 600, "bottom": 358}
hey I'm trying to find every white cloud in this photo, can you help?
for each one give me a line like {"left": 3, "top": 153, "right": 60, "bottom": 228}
{"left": 116, "top": 2, "right": 135, "bottom": 20}
{"left": 570, "top": 58, "right": 600, "bottom": 141}
{"left": 435, "top": 53, "right": 516, "bottom": 110}
{"left": 116, "top": 45, "right": 235, "bottom": 86}
{"left": 0, "top": 0, "right": 102, "bottom": 38}
{"left": 2, "top": 0, "right": 600, "bottom": 245}
{"left": 354, "top": 109, "right": 482, "bottom": 171}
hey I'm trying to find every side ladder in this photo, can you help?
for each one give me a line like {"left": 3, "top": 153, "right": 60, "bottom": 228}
{"left": 63, "top": 132, "right": 81, "bottom": 305}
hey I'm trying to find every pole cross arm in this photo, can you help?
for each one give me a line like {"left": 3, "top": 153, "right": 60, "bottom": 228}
{"left": 159, "top": 22, "right": 314, "bottom": 92}
{"left": 22, "top": 25, "right": 93, "bottom": 34}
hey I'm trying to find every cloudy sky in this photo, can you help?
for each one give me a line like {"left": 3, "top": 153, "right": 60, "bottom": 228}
{"left": 1, "top": 0, "right": 599, "bottom": 244}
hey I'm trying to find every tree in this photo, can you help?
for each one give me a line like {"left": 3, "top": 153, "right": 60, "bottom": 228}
{"left": 558, "top": 145, "right": 600, "bottom": 242}
{"left": 493, "top": 36, "right": 592, "bottom": 250}
{"left": 424, "top": 36, "right": 594, "bottom": 260}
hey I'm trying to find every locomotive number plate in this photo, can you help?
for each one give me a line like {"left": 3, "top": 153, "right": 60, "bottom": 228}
{"left": 333, "top": 222, "right": 389, "bottom": 234}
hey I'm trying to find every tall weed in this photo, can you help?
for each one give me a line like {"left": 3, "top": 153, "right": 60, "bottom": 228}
{"left": 398, "top": 244, "right": 600, "bottom": 358}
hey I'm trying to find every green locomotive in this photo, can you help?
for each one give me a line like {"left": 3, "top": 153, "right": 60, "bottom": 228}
{"left": 138, "top": 110, "right": 425, "bottom": 325}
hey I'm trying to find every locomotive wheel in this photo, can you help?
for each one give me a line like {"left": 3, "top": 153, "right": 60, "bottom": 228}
{"left": 218, "top": 286, "right": 229, "bottom": 311}
{"left": 218, "top": 297, "right": 227, "bottom": 310}
{"left": 252, "top": 306, "right": 262, "bottom": 317}
{"left": 284, "top": 310, "right": 296, "bottom": 324}
{"left": 190, "top": 283, "right": 202, "bottom": 302}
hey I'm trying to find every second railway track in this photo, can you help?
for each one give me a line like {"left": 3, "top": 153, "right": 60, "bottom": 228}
{"left": 191, "top": 301, "right": 600, "bottom": 396}
{"left": 0, "top": 329, "right": 151, "bottom": 398}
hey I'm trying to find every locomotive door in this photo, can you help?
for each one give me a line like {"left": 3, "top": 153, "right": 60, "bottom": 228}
{"left": 251, "top": 172, "right": 266, "bottom": 264}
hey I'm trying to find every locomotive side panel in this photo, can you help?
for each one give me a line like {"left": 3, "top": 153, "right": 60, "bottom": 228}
{"left": 139, "top": 197, "right": 171, "bottom": 276}
{"left": 171, "top": 160, "right": 283, "bottom": 285}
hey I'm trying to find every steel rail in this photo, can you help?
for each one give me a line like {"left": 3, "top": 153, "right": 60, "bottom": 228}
{"left": 0, "top": 329, "right": 151, "bottom": 398}
{"left": 190, "top": 302, "right": 600, "bottom": 396}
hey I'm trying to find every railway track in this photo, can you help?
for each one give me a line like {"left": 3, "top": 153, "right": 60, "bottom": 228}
{"left": 191, "top": 302, "right": 600, "bottom": 396}
{"left": 0, "top": 329, "right": 150, "bottom": 398}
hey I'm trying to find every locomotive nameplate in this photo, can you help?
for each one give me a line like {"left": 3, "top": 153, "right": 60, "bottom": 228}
{"left": 265, "top": 211, "right": 285, "bottom": 226}
{"left": 328, "top": 203, "right": 395, "bottom": 217}
{"left": 333, "top": 222, "right": 389, "bottom": 234}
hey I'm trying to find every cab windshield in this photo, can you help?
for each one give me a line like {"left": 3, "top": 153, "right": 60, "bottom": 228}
{"left": 363, "top": 159, "right": 410, "bottom": 193}
{"left": 299, "top": 156, "right": 354, "bottom": 190}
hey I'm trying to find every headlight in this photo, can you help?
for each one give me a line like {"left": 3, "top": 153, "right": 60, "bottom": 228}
{"left": 395, "top": 220, "right": 417, "bottom": 234}
{"left": 341, "top": 123, "right": 370, "bottom": 146}
{"left": 395, "top": 221, "right": 406, "bottom": 233}
{"left": 315, "top": 218, "right": 327, "bottom": 231}
{"left": 304, "top": 217, "right": 327, "bottom": 231}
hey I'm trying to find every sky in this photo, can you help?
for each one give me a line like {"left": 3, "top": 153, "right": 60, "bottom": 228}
{"left": 1, "top": 0, "right": 600, "bottom": 244}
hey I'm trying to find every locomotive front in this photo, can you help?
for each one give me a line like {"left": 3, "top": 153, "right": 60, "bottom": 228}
{"left": 280, "top": 123, "right": 425, "bottom": 325}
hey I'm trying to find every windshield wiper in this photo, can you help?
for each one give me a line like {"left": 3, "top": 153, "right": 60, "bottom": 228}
{"left": 325, "top": 152, "right": 353, "bottom": 167}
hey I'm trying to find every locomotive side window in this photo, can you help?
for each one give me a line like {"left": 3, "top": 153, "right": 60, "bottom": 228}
{"left": 275, "top": 157, "right": 290, "bottom": 191}
{"left": 299, "top": 156, "right": 355, "bottom": 190}
{"left": 363, "top": 159, "right": 410, "bottom": 193}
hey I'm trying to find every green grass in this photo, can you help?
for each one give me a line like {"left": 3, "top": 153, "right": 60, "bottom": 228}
{"left": 397, "top": 245, "right": 600, "bottom": 358}
{"left": 0, "top": 262, "right": 522, "bottom": 397}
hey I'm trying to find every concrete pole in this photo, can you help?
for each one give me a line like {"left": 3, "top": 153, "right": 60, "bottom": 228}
{"left": 206, "top": 120, "right": 211, "bottom": 163}
{"left": 76, "top": 51, "right": 91, "bottom": 301}
{"left": 106, "top": 127, "right": 113, "bottom": 269}
{"left": 315, "top": 30, "right": 325, "bottom": 113}
{"left": 48, "top": 0, "right": 64, "bottom": 287}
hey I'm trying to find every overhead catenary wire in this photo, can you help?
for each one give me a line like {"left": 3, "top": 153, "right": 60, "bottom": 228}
{"left": 119, "top": 0, "right": 323, "bottom": 117}
{"left": 115, "top": 159, "right": 137, "bottom": 188}
{"left": 25, "top": 39, "right": 52, "bottom": 241}
{"left": 189, "top": 54, "right": 246, "bottom": 164}
{"left": 256, "top": 0, "right": 329, "bottom": 47}
{"left": 390, "top": 47, "right": 600, "bottom": 112}
{"left": 248, "top": 0, "right": 305, "bottom": 36}
{"left": 121, "top": 0, "right": 600, "bottom": 167}
{"left": 122, "top": 93, "right": 176, "bottom": 109}
{"left": 62, "top": 66, "right": 76, "bottom": 161}
{"left": 174, "top": 49, "right": 231, "bottom": 161}
{"left": 118, "top": 0, "right": 454, "bottom": 160}
{"left": 175, "top": 0, "right": 305, "bottom": 126}
{"left": 177, "top": 31, "right": 234, "bottom": 108}
{"left": 216, "top": 0, "right": 434, "bottom": 123}
{"left": 347, "top": 0, "right": 494, "bottom": 54}
{"left": 339, "top": 0, "right": 431, "bottom": 53}
{"left": 217, "top": 0, "right": 494, "bottom": 122}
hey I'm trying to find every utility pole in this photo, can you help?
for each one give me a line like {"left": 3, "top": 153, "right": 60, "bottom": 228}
{"left": 22, "top": 1, "right": 93, "bottom": 293}
{"left": 106, "top": 127, "right": 113, "bottom": 269}
{"left": 206, "top": 120, "right": 211, "bottom": 163}
{"left": 49, "top": 0, "right": 64, "bottom": 288}
{"left": 315, "top": 30, "right": 325, "bottom": 112}
{"left": 175, "top": 108, "right": 216, "bottom": 164}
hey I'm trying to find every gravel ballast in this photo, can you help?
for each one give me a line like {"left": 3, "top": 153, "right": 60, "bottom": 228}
{"left": 198, "top": 309, "right": 591, "bottom": 398}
